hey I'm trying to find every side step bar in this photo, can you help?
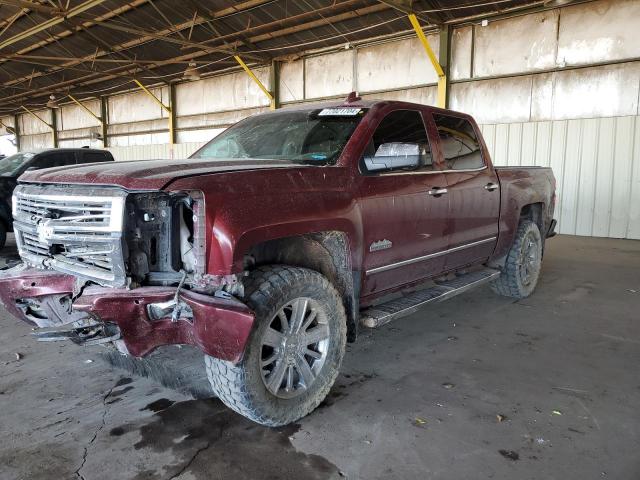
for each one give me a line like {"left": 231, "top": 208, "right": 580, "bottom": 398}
{"left": 360, "top": 268, "right": 500, "bottom": 329}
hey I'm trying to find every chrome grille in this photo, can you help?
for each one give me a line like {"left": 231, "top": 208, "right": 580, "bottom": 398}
{"left": 12, "top": 185, "right": 127, "bottom": 287}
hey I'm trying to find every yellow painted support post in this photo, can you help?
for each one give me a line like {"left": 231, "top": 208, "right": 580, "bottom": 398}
{"left": 234, "top": 55, "right": 275, "bottom": 110}
{"left": 68, "top": 94, "right": 102, "bottom": 123}
{"left": 20, "top": 105, "right": 53, "bottom": 130}
{"left": 0, "top": 118, "right": 17, "bottom": 144}
{"left": 21, "top": 105, "right": 57, "bottom": 146}
{"left": 408, "top": 13, "right": 447, "bottom": 108}
{"left": 69, "top": 94, "right": 107, "bottom": 147}
{"left": 133, "top": 79, "right": 174, "bottom": 146}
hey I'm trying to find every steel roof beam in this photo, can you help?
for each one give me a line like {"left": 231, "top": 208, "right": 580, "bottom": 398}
{"left": 0, "top": 0, "right": 107, "bottom": 51}
{"left": 0, "top": 0, "right": 150, "bottom": 68}
{"left": 5, "top": 54, "right": 212, "bottom": 64}
{"left": 0, "top": 0, "right": 66, "bottom": 16}
{"left": 83, "top": 17, "right": 269, "bottom": 63}
{"left": 0, "top": 0, "right": 275, "bottom": 91}
{"left": 0, "top": 1, "right": 391, "bottom": 106}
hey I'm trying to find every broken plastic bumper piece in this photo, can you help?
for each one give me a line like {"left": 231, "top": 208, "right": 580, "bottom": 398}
{"left": 0, "top": 266, "right": 255, "bottom": 363}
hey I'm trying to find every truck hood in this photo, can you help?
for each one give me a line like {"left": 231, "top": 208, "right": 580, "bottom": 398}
{"left": 19, "top": 158, "right": 307, "bottom": 191}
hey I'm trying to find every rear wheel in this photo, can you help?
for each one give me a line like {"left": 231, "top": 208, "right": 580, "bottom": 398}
{"left": 205, "top": 265, "right": 347, "bottom": 426}
{"left": 491, "top": 220, "right": 542, "bottom": 299}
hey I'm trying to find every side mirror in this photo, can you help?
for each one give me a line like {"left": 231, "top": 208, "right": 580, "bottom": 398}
{"left": 364, "top": 142, "right": 422, "bottom": 172}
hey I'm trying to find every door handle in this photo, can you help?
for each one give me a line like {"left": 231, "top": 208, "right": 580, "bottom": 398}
{"left": 484, "top": 183, "right": 499, "bottom": 191}
{"left": 427, "top": 187, "right": 448, "bottom": 197}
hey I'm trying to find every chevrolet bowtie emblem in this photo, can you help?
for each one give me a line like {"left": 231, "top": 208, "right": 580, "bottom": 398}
{"left": 36, "top": 219, "right": 55, "bottom": 244}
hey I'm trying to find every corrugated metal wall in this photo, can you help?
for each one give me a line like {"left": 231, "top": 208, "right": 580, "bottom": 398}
{"left": 107, "top": 142, "right": 204, "bottom": 161}
{"left": 481, "top": 116, "right": 640, "bottom": 239}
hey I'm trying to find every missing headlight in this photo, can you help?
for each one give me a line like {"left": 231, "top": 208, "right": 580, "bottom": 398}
{"left": 125, "top": 191, "right": 205, "bottom": 287}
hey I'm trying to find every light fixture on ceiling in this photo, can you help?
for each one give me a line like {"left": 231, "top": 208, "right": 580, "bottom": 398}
{"left": 46, "top": 94, "right": 60, "bottom": 109}
{"left": 543, "top": 0, "right": 576, "bottom": 6}
{"left": 183, "top": 62, "right": 201, "bottom": 81}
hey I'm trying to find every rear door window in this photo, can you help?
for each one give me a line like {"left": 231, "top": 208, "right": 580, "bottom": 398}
{"left": 80, "top": 152, "right": 112, "bottom": 164}
{"left": 433, "top": 114, "right": 484, "bottom": 170}
{"left": 30, "top": 153, "right": 74, "bottom": 169}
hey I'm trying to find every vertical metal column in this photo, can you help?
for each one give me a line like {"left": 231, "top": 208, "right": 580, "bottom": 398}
{"left": 169, "top": 83, "right": 177, "bottom": 145}
{"left": 270, "top": 59, "right": 281, "bottom": 110}
{"left": 100, "top": 96, "right": 109, "bottom": 148}
{"left": 13, "top": 114, "right": 20, "bottom": 151}
{"left": 438, "top": 25, "right": 451, "bottom": 109}
{"left": 50, "top": 107, "right": 58, "bottom": 147}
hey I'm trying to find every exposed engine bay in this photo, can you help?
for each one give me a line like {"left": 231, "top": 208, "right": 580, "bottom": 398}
{"left": 124, "top": 190, "right": 203, "bottom": 287}
{"left": 12, "top": 184, "right": 241, "bottom": 293}
{"left": 8, "top": 185, "right": 246, "bottom": 353}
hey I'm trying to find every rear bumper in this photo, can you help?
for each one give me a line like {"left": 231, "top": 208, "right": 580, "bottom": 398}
{"left": 0, "top": 266, "right": 255, "bottom": 363}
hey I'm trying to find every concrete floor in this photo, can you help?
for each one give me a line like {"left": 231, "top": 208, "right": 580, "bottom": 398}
{"left": 1, "top": 234, "right": 639, "bottom": 480}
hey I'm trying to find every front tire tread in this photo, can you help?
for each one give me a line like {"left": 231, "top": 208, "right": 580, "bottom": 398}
{"left": 205, "top": 265, "right": 346, "bottom": 427}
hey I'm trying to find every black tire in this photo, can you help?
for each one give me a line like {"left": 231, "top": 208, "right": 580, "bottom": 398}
{"left": 491, "top": 220, "right": 543, "bottom": 299}
{"left": 205, "top": 265, "right": 347, "bottom": 426}
{"left": 0, "top": 222, "right": 6, "bottom": 250}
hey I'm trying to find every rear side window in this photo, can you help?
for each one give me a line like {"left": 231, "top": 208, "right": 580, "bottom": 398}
{"left": 81, "top": 152, "right": 112, "bottom": 164}
{"left": 362, "top": 110, "right": 433, "bottom": 173}
{"left": 31, "top": 153, "right": 74, "bottom": 169}
{"left": 433, "top": 114, "right": 484, "bottom": 170}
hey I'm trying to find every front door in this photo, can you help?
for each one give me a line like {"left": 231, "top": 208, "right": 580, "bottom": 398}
{"left": 358, "top": 109, "right": 449, "bottom": 298}
{"left": 429, "top": 112, "right": 500, "bottom": 271}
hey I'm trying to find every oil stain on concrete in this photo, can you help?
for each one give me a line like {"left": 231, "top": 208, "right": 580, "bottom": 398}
{"left": 110, "top": 398, "right": 342, "bottom": 480}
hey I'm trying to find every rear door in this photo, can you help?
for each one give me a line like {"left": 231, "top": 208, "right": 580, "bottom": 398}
{"left": 359, "top": 108, "right": 449, "bottom": 297}
{"left": 429, "top": 112, "right": 499, "bottom": 270}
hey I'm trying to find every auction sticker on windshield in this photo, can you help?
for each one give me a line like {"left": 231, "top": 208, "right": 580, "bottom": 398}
{"left": 318, "top": 108, "right": 362, "bottom": 116}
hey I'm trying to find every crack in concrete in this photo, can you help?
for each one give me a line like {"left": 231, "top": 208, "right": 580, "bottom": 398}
{"left": 168, "top": 441, "right": 212, "bottom": 480}
{"left": 74, "top": 381, "right": 119, "bottom": 480}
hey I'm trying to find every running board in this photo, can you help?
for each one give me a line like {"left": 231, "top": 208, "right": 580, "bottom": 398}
{"left": 360, "top": 268, "right": 500, "bottom": 329}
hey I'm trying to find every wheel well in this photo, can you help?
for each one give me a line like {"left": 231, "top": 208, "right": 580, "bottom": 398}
{"left": 520, "top": 202, "right": 547, "bottom": 253}
{"left": 520, "top": 203, "right": 544, "bottom": 233}
{"left": 244, "top": 232, "right": 358, "bottom": 342}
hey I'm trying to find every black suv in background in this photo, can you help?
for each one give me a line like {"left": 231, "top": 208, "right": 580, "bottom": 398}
{"left": 0, "top": 148, "right": 115, "bottom": 248}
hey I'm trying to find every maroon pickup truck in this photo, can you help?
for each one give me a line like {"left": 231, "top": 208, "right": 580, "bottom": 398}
{"left": 0, "top": 96, "right": 556, "bottom": 426}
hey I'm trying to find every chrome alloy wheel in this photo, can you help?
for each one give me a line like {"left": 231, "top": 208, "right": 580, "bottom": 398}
{"left": 518, "top": 231, "right": 540, "bottom": 286}
{"left": 259, "top": 298, "right": 330, "bottom": 399}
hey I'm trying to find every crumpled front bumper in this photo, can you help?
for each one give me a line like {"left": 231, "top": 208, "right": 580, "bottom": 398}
{"left": 0, "top": 266, "right": 255, "bottom": 363}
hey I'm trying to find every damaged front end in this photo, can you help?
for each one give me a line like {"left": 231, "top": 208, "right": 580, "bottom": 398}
{"left": 3, "top": 184, "right": 253, "bottom": 362}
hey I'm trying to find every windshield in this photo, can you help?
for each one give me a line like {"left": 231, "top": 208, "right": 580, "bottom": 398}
{"left": 190, "top": 108, "right": 366, "bottom": 165}
{"left": 0, "top": 152, "right": 34, "bottom": 177}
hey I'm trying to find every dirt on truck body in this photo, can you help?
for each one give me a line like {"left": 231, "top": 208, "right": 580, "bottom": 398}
{"left": 0, "top": 94, "right": 556, "bottom": 426}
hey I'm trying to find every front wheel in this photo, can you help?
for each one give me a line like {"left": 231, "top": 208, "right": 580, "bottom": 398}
{"left": 205, "top": 266, "right": 347, "bottom": 426}
{"left": 491, "top": 220, "right": 543, "bottom": 299}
